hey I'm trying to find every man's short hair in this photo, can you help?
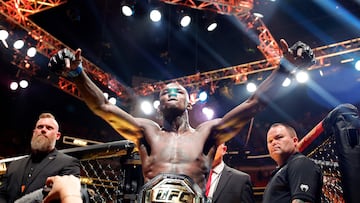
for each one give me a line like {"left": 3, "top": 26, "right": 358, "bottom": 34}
{"left": 269, "top": 122, "right": 298, "bottom": 138}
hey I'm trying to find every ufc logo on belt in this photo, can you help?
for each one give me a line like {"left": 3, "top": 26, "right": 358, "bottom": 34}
{"left": 153, "top": 189, "right": 192, "bottom": 203}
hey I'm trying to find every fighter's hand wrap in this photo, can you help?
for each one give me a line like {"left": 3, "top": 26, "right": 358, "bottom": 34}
{"left": 280, "top": 41, "right": 316, "bottom": 74}
{"left": 48, "top": 48, "right": 83, "bottom": 78}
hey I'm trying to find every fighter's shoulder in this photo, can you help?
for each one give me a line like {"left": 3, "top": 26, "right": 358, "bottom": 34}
{"left": 195, "top": 118, "right": 222, "bottom": 130}
{"left": 135, "top": 117, "right": 161, "bottom": 129}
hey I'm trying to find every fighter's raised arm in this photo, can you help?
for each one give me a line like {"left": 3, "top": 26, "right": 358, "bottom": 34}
{"left": 208, "top": 39, "right": 316, "bottom": 145}
{"left": 48, "top": 38, "right": 316, "bottom": 202}
{"left": 48, "top": 48, "right": 153, "bottom": 144}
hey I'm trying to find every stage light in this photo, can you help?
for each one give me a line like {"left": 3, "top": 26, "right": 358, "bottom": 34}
{"left": 282, "top": 77, "right": 291, "bottom": 87}
{"left": 109, "top": 97, "right": 117, "bottom": 105}
{"left": 121, "top": 0, "right": 135, "bottom": 16}
{"left": 177, "top": 8, "right": 191, "bottom": 28}
{"left": 150, "top": 9, "right": 161, "bottom": 22}
{"left": 253, "top": 12, "right": 264, "bottom": 19}
{"left": 295, "top": 71, "right": 309, "bottom": 83}
{"left": 153, "top": 100, "right": 160, "bottom": 110}
{"left": 202, "top": 107, "right": 214, "bottom": 120}
{"left": 0, "top": 29, "right": 9, "bottom": 48}
{"left": 10, "top": 81, "right": 18, "bottom": 90}
{"left": 246, "top": 82, "right": 257, "bottom": 92}
{"left": 19, "top": 79, "right": 29, "bottom": 88}
{"left": 203, "top": 11, "right": 218, "bottom": 32}
{"left": 122, "top": 5, "right": 134, "bottom": 16}
{"left": 26, "top": 47, "right": 37, "bottom": 57}
{"left": 206, "top": 22, "right": 217, "bottom": 32}
{"left": 24, "top": 61, "right": 31, "bottom": 69}
{"left": 180, "top": 15, "right": 191, "bottom": 27}
{"left": 198, "top": 91, "right": 208, "bottom": 102}
{"left": 13, "top": 39, "right": 25, "bottom": 49}
{"left": 140, "top": 100, "right": 153, "bottom": 115}
{"left": 103, "top": 92, "right": 109, "bottom": 99}
{"left": 355, "top": 60, "right": 360, "bottom": 71}
{"left": 103, "top": 92, "right": 117, "bottom": 105}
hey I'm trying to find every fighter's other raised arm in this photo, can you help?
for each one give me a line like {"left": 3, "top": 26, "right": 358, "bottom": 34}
{"left": 209, "top": 39, "right": 316, "bottom": 144}
{"left": 48, "top": 48, "right": 148, "bottom": 143}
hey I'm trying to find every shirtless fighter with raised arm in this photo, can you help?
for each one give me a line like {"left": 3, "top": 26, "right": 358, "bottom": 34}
{"left": 48, "top": 39, "right": 315, "bottom": 203}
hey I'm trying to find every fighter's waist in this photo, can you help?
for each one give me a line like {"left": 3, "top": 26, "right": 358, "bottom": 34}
{"left": 138, "top": 173, "right": 206, "bottom": 203}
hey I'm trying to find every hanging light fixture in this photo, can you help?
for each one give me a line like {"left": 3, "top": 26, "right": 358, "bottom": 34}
{"left": 13, "top": 39, "right": 25, "bottom": 49}
{"left": 178, "top": 8, "right": 191, "bottom": 28}
{"left": 0, "top": 28, "right": 9, "bottom": 48}
{"left": 121, "top": 0, "right": 136, "bottom": 17}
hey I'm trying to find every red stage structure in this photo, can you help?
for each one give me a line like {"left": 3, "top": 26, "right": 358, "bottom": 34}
{"left": 0, "top": 0, "right": 359, "bottom": 102}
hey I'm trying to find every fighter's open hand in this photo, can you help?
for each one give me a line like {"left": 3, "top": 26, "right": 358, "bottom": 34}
{"left": 279, "top": 39, "right": 316, "bottom": 72}
{"left": 48, "top": 48, "right": 82, "bottom": 77}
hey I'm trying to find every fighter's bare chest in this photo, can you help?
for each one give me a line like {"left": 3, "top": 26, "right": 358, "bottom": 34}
{"left": 149, "top": 133, "right": 204, "bottom": 161}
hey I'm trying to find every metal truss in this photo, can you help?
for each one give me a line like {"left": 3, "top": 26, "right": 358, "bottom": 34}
{"left": 1, "top": 0, "right": 359, "bottom": 102}
{"left": 0, "top": 0, "right": 129, "bottom": 99}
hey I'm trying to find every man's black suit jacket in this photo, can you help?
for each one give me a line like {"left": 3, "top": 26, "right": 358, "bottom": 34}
{"left": 0, "top": 149, "right": 80, "bottom": 203}
{"left": 212, "top": 164, "right": 255, "bottom": 203}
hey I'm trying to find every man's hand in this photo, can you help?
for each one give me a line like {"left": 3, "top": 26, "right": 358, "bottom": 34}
{"left": 43, "top": 175, "right": 82, "bottom": 203}
{"left": 279, "top": 39, "right": 316, "bottom": 73}
{"left": 48, "top": 48, "right": 82, "bottom": 77}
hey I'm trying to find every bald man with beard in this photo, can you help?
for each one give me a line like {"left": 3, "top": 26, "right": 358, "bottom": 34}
{"left": 0, "top": 113, "right": 80, "bottom": 203}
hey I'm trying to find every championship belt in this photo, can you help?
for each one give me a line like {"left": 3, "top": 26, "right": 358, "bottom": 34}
{"left": 137, "top": 173, "right": 206, "bottom": 203}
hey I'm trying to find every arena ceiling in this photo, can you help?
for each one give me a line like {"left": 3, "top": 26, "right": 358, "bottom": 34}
{"left": 1, "top": 0, "right": 360, "bottom": 165}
